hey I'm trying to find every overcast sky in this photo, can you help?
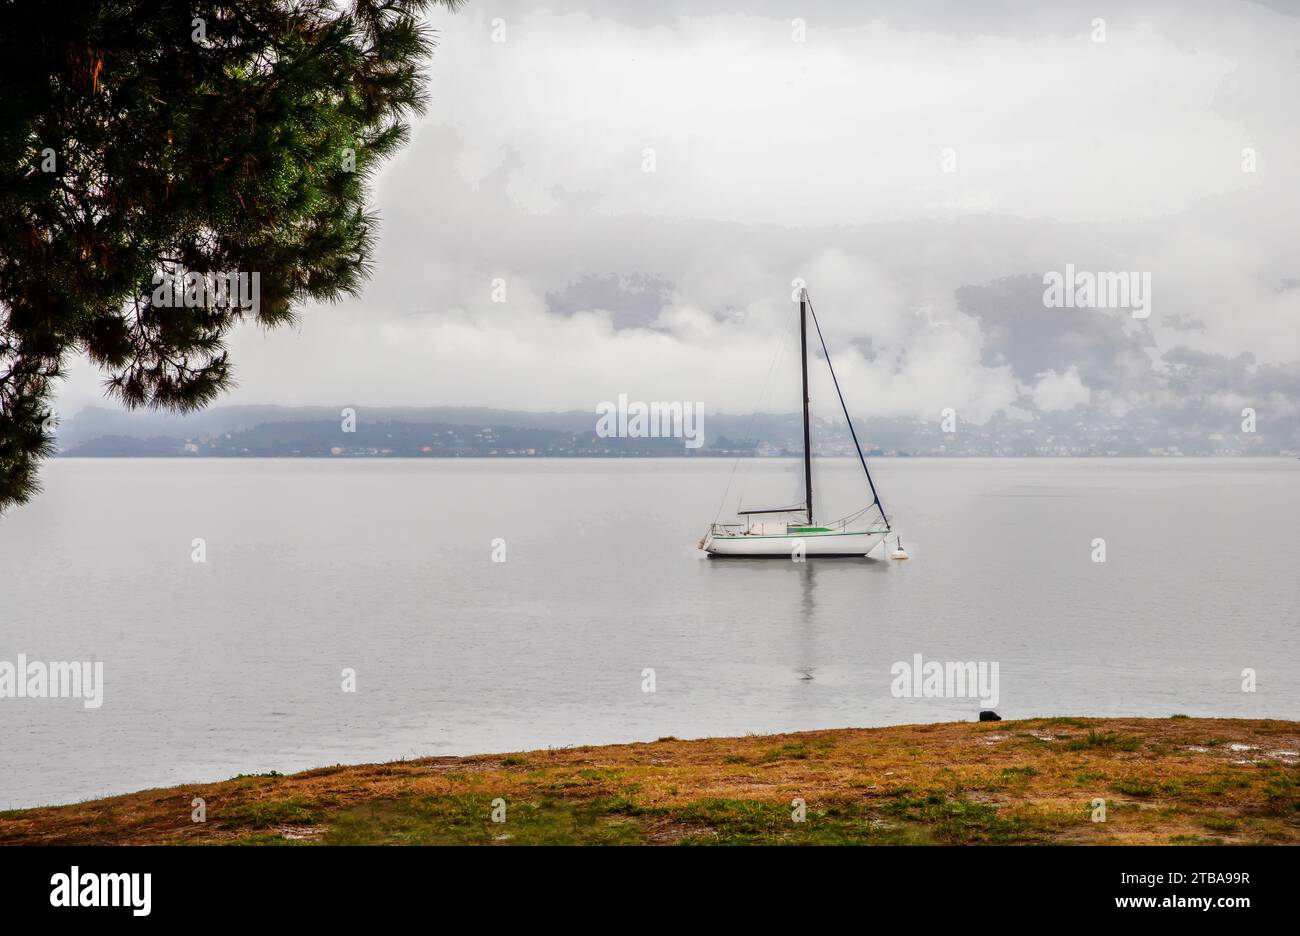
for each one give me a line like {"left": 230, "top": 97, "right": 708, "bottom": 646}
{"left": 58, "top": 0, "right": 1300, "bottom": 426}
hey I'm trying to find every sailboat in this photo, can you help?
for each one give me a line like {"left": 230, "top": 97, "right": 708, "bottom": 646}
{"left": 700, "top": 288, "right": 893, "bottom": 558}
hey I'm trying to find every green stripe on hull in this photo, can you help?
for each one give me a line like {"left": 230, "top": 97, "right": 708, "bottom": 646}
{"left": 713, "top": 529, "right": 883, "bottom": 540}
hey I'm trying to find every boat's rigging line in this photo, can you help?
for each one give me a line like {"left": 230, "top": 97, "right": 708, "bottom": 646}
{"left": 803, "top": 292, "right": 890, "bottom": 530}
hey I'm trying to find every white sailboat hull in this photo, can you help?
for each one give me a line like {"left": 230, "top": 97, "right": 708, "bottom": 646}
{"left": 704, "top": 528, "right": 887, "bottom": 557}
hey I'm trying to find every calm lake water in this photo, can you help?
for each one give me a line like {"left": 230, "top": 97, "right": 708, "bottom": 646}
{"left": 1, "top": 457, "right": 1297, "bottom": 808}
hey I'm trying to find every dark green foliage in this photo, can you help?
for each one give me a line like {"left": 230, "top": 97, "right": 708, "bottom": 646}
{"left": 0, "top": 0, "right": 461, "bottom": 509}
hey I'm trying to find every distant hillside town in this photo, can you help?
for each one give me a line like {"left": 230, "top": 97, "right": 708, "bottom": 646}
{"left": 51, "top": 405, "right": 1300, "bottom": 458}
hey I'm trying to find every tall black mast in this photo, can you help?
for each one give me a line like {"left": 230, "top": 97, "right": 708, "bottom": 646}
{"left": 799, "top": 289, "right": 813, "bottom": 525}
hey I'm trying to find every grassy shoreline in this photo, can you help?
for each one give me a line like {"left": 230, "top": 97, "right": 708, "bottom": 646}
{"left": 3, "top": 717, "right": 1298, "bottom": 845}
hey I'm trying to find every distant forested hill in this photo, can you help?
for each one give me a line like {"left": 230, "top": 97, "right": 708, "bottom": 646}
{"left": 52, "top": 405, "right": 1296, "bottom": 457}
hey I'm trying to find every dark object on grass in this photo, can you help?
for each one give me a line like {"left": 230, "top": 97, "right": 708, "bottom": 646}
{"left": 979, "top": 710, "right": 1002, "bottom": 722}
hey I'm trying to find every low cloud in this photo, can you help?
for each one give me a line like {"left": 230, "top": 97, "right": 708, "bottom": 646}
{"left": 51, "top": 1, "right": 1300, "bottom": 441}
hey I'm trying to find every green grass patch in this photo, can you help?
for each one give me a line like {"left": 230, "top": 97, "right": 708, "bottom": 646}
{"left": 324, "top": 794, "right": 651, "bottom": 845}
{"left": 1067, "top": 731, "right": 1142, "bottom": 752}
{"left": 672, "top": 797, "right": 911, "bottom": 845}
{"left": 219, "top": 833, "right": 303, "bottom": 846}
{"left": 221, "top": 798, "right": 320, "bottom": 829}
{"left": 883, "top": 794, "right": 1055, "bottom": 844}
{"left": 318, "top": 790, "right": 1066, "bottom": 846}
{"left": 1111, "top": 779, "right": 1156, "bottom": 797}
{"left": 1261, "top": 771, "right": 1300, "bottom": 814}
{"left": 757, "top": 743, "right": 812, "bottom": 763}
{"left": 1201, "top": 816, "right": 1239, "bottom": 834}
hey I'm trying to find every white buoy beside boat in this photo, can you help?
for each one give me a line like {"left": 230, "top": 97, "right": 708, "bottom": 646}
{"left": 890, "top": 538, "right": 909, "bottom": 560}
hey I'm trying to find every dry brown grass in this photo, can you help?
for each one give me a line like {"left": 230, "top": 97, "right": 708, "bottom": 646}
{"left": 3, "top": 717, "right": 1297, "bottom": 845}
